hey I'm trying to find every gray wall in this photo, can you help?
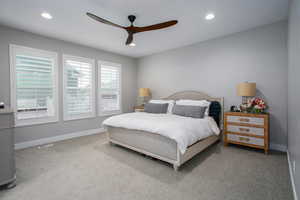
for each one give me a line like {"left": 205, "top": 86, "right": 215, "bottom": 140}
{"left": 0, "top": 21, "right": 290, "bottom": 152}
{"left": 288, "top": 0, "right": 300, "bottom": 196}
{"left": 0, "top": 25, "right": 138, "bottom": 144}
{"left": 138, "top": 21, "right": 288, "bottom": 149}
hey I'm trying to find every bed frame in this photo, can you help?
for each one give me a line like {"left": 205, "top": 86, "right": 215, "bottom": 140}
{"left": 107, "top": 91, "right": 224, "bottom": 171}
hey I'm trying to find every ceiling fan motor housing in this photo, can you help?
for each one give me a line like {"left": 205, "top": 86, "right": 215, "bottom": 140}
{"left": 128, "top": 15, "right": 136, "bottom": 24}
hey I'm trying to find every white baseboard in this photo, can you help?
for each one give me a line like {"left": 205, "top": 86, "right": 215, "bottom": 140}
{"left": 287, "top": 151, "right": 298, "bottom": 200}
{"left": 270, "top": 143, "right": 287, "bottom": 152}
{"left": 15, "top": 128, "right": 106, "bottom": 150}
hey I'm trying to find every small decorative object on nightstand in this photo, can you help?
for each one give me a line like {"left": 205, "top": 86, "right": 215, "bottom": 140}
{"left": 134, "top": 105, "right": 145, "bottom": 112}
{"left": 246, "top": 97, "right": 267, "bottom": 114}
{"left": 224, "top": 112, "right": 269, "bottom": 154}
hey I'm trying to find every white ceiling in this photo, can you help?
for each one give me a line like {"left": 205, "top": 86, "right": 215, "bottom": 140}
{"left": 0, "top": 0, "right": 289, "bottom": 58}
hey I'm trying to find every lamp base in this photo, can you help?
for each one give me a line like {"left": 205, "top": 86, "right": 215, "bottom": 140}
{"left": 240, "top": 96, "right": 250, "bottom": 113}
{"left": 242, "top": 96, "right": 248, "bottom": 104}
{"left": 240, "top": 104, "right": 249, "bottom": 113}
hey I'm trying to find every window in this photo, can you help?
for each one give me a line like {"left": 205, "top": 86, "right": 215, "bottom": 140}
{"left": 98, "top": 61, "right": 122, "bottom": 116}
{"left": 10, "top": 45, "right": 58, "bottom": 126}
{"left": 63, "top": 55, "right": 95, "bottom": 120}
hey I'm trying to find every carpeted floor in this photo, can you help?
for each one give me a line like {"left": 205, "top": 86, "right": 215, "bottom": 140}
{"left": 0, "top": 133, "right": 293, "bottom": 200}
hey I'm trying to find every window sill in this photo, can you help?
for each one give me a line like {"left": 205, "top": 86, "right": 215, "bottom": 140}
{"left": 63, "top": 113, "right": 96, "bottom": 122}
{"left": 15, "top": 117, "right": 59, "bottom": 127}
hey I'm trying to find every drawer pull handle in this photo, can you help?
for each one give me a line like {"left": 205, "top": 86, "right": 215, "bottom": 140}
{"left": 239, "top": 128, "right": 250, "bottom": 132}
{"left": 239, "top": 137, "right": 250, "bottom": 142}
{"left": 239, "top": 118, "right": 250, "bottom": 122}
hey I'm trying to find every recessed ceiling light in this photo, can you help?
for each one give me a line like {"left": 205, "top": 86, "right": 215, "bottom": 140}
{"left": 41, "top": 12, "right": 53, "bottom": 20}
{"left": 129, "top": 43, "right": 136, "bottom": 47}
{"left": 205, "top": 13, "right": 215, "bottom": 20}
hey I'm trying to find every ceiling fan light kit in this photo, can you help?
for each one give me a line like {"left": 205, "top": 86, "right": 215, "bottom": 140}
{"left": 86, "top": 12, "right": 178, "bottom": 46}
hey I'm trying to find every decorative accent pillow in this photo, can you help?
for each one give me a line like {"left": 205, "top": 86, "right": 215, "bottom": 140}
{"left": 149, "top": 100, "right": 175, "bottom": 114}
{"left": 209, "top": 101, "right": 221, "bottom": 126}
{"left": 172, "top": 105, "right": 207, "bottom": 118}
{"left": 144, "top": 103, "right": 169, "bottom": 114}
{"left": 175, "top": 99, "right": 211, "bottom": 116}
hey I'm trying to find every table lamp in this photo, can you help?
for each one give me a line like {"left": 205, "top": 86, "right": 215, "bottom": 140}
{"left": 139, "top": 88, "right": 150, "bottom": 105}
{"left": 237, "top": 82, "right": 256, "bottom": 112}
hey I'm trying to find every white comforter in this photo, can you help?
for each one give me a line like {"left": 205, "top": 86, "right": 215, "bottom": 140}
{"left": 103, "top": 112, "right": 220, "bottom": 154}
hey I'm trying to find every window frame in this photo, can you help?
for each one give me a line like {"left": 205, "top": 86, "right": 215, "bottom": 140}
{"left": 98, "top": 60, "right": 122, "bottom": 116}
{"left": 63, "top": 54, "right": 96, "bottom": 121}
{"left": 9, "top": 44, "right": 59, "bottom": 127}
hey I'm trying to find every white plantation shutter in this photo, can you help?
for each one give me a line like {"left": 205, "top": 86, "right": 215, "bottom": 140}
{"left": 63, "top": 55, "right": 95, "bottom": 120}
{"left": 98, "top": 61, "right": 121, "bottom": 115}
{"left": 10, "top": 45, "right": 58, "bottom": 126}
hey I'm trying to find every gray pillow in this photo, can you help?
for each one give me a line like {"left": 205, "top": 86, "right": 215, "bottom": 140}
{"left": 144, "top": 103, "right": 168, "bottom": 114}
{"left": 172, "top": 105, "right": 207, "bottom": 118}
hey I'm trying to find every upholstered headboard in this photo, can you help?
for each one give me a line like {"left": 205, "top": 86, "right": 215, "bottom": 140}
{"left": 162, "top": 91, "right": 224, "bottom": 128}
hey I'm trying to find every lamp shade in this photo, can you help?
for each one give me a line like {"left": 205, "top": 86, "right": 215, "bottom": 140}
{"left": 237, "top": 82, "right": 256, "bottom": 97}
{"left": 139, "top": 88, "right": 150, "bottom": 97}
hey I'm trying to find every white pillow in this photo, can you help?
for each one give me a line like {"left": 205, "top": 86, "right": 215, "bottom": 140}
{"left": 175, "top": 99, "right": 211, "bottom": 116}
{"left": 149, "top": 100, "right": 175, "bottom": 114}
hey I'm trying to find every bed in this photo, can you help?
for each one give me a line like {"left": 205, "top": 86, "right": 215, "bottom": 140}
{"left": 104, "top": 91, "right": 224, "bottom": 171}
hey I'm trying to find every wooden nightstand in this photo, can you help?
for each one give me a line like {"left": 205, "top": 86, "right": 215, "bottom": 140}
{"left": 134, "top": 105, "right": 144, "bottom": 112}
{"left": 224, "top": 112, "right": 269, "bottom": 154}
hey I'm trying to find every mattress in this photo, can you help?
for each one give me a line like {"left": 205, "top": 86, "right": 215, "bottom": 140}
{"left": 103, "top": 112, "right": 220, "bottom": 154}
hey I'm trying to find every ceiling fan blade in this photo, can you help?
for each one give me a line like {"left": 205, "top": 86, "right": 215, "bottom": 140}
{"left": 131, "top": 20, "right": 178, "bottom": 33}
{"left": 86, "top": 12, "right": 125, "bottom": 29}
{"left": 126, "top": 33, "right": 133, "bottom": 45}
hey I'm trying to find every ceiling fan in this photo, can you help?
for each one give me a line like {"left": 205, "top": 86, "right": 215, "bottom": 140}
{"left": 86, "top": 12, "right": 178, "bottom": 46}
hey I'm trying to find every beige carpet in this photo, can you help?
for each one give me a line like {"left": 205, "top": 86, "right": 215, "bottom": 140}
{"left": 0, "top": 133, "right": 293, "bottom": 200}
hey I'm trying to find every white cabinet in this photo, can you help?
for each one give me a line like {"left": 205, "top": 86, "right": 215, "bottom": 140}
{"left": 0, "top": 108, "right": 16, "bottom": 189}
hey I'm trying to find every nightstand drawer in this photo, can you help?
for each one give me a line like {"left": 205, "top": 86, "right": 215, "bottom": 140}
{"left": 134, "top": 106, "right": 144, "bottom": 112}
{"left": 227, "top": 134, "right": 264, "bottom": 146}
{"left": 227, "top": 115, "right": 264, "bottom": 126}
{"left": 227, "top": 125, "right": 264, "bottom": 136}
